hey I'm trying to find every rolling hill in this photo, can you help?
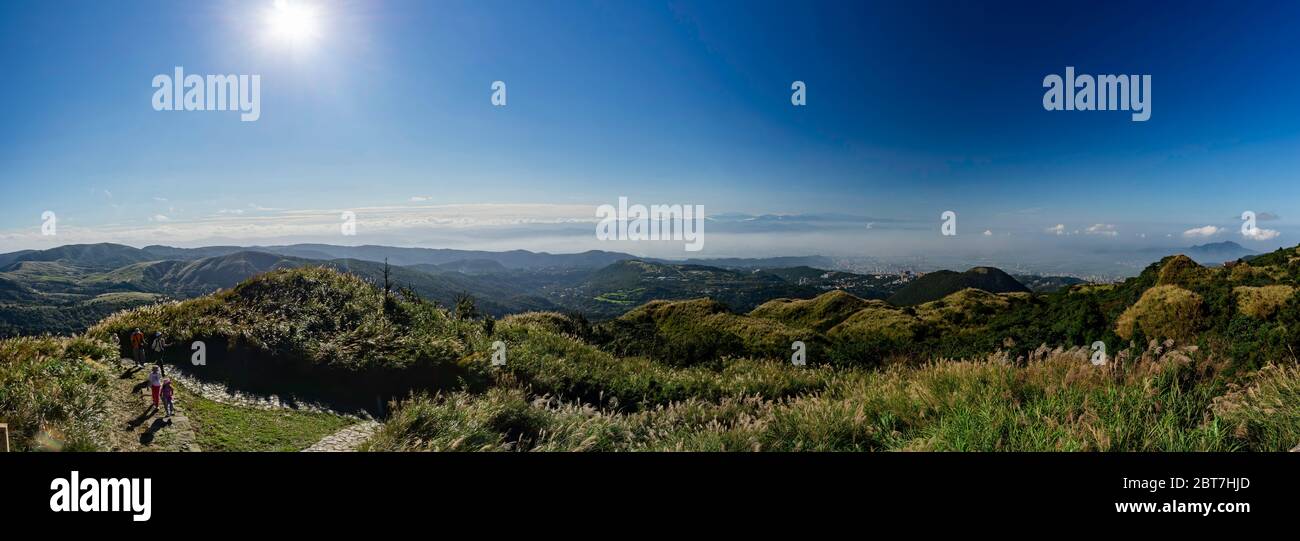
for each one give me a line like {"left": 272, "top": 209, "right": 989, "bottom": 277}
{"left": 563, "top": 260, "right": 827, "bottom": 317}
{"left": 888, "top": 266, "right": 1030, "bottom": 306}
{"left": 6, "top": 243, "right": 155, "bottom": 269}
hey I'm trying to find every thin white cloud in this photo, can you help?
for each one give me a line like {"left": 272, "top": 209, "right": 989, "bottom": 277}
{"left": 1085, "top": 223, "right": 1118, "bottom": 237}
{"left": 410, "top": 196, "right": 433, "bottom": 202}
{"left": 0, "top": 203, "right": 602, "bottom": 250}
{"left": 1243, "top": 227, "right": 1280, "bottom": 241}
{"left": 982, "top": 229, "right": 993, "bottom": 236}
{"left": 1183, "top": 225, "right": 1221, "bottom": 238}
{"left": 1045, "top": 224, "right": 1066, "bottom": 235}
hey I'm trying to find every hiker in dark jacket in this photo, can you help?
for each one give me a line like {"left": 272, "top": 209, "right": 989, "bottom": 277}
{"left": 151, "top": 332, "right": 168, "bottom": 376}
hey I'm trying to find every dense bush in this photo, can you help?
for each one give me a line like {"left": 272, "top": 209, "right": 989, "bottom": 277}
{"left": 0, "top": 335, "right": 116, "bottom": 451}
{"left": 1115, "top": 285, "right": 1206, "bottom": 342}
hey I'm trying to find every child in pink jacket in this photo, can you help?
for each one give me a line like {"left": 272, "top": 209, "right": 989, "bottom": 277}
{"left": 161, "top": 378, "right": 175, "bottom": 417}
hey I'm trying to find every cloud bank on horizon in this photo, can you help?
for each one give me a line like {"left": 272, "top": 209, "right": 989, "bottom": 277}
{"left": 3, "top": 203, "right": 1290, "bottom": 267}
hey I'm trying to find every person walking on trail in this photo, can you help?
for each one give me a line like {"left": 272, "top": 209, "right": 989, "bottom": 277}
{"left": 151, "top": 332, "right": 168, "bottom": 376}
{"left": 130, "top": 328, "right": 146, "bottom": 367}
{"left": 148, "top": 366, "right": 163, "bottom": 410}
{"left": 161, "top": 379, "right": 175, "bottom": 418}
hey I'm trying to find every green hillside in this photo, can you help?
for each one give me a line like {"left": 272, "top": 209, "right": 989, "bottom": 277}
{"left": 888, "top": 266, "right": 1030, "bottom": 306}
{"left": 90, "top": 267, "right": 492, "bottom": 409}
{"left": 5, "top": 257, "right": 1300, "bottom": 452}
{"left": 367, "top": 303, "right": 1300, "bottom": 452}
{"left": 5, "top": 243, "right": 155, "bottom": 269}
{"left": 750, "top": 290, "right": 874, "bottom": 332}
{"left": 562, "top": 259, "right": 870, "bottom": 318}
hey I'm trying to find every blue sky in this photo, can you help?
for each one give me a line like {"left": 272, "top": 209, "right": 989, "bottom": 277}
{"left": 2, "top": 0, "right": 1299, "bottom": 261}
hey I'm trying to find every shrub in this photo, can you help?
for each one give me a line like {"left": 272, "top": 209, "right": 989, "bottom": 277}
{"left": 749, "top": 290, "right": 873, "bottom": 332}
{"left": 1234, "top": 285, "right": 1295, "bottom": 319}
{"left": 1115, "top": 285, "right": 1205, "bottom": 341}
{"left": 597, "top": 298, "right": 813, "bottom": 366}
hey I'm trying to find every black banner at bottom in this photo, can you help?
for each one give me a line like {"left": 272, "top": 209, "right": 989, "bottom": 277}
{"left": 2, "top": 452, "right": 1290, "bottom": 531}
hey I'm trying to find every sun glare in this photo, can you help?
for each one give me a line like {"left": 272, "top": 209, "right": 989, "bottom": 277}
{"left": 267, "top": 0, "right": 319, "bottom": 45}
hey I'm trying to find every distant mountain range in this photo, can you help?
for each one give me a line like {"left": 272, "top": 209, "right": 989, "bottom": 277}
{"left": 136, "top": 243, "right": 636, "bottom": 269}
{"left": 1131, "top": 241, "right": 1257, "bottom": 266}
{"left": 1180, "top": 241, "right": 1257, "bottom": 265}
{"left": 674, "top": 256, "right": 834, "bottom": 269}
{"left": 0, "top": 243, "right": 1091, "bottom": 336}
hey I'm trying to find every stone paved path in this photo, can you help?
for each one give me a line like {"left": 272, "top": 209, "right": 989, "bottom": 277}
{"left": 165, "top": 364, "right": 344, "bottom": 416}
{"left": 107, "top": 359, "right": 201, "bottom": 452}
{"left": 302, "top": 421, "right": 381, "bottom": 452}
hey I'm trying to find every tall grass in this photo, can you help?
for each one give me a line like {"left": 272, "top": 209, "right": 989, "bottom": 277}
{"left": 371, "top": 323, "right": 1288, "bottom": 452}
{"left": 0, "top": 335, "right": 116, "bottom": 451}
{"left": 490, "top": 317, "right": 840, "bottom": 411}
{"left": 1213, "top": 363, "right": 1300, "bottom": 451}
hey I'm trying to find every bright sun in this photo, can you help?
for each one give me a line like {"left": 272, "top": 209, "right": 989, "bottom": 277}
{"left": 267, "top": 0, "right": 319, "bottom": 45}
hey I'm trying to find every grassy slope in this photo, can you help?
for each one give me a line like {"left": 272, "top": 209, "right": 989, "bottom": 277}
{"left": 369, "top": 316, "right": 1293, "bottom": 451}
{"left": 179, "top": 384, "right": 353, "bottom": 451}
{"left": 91, "top": 267, "right": 485, "bottom": 371}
